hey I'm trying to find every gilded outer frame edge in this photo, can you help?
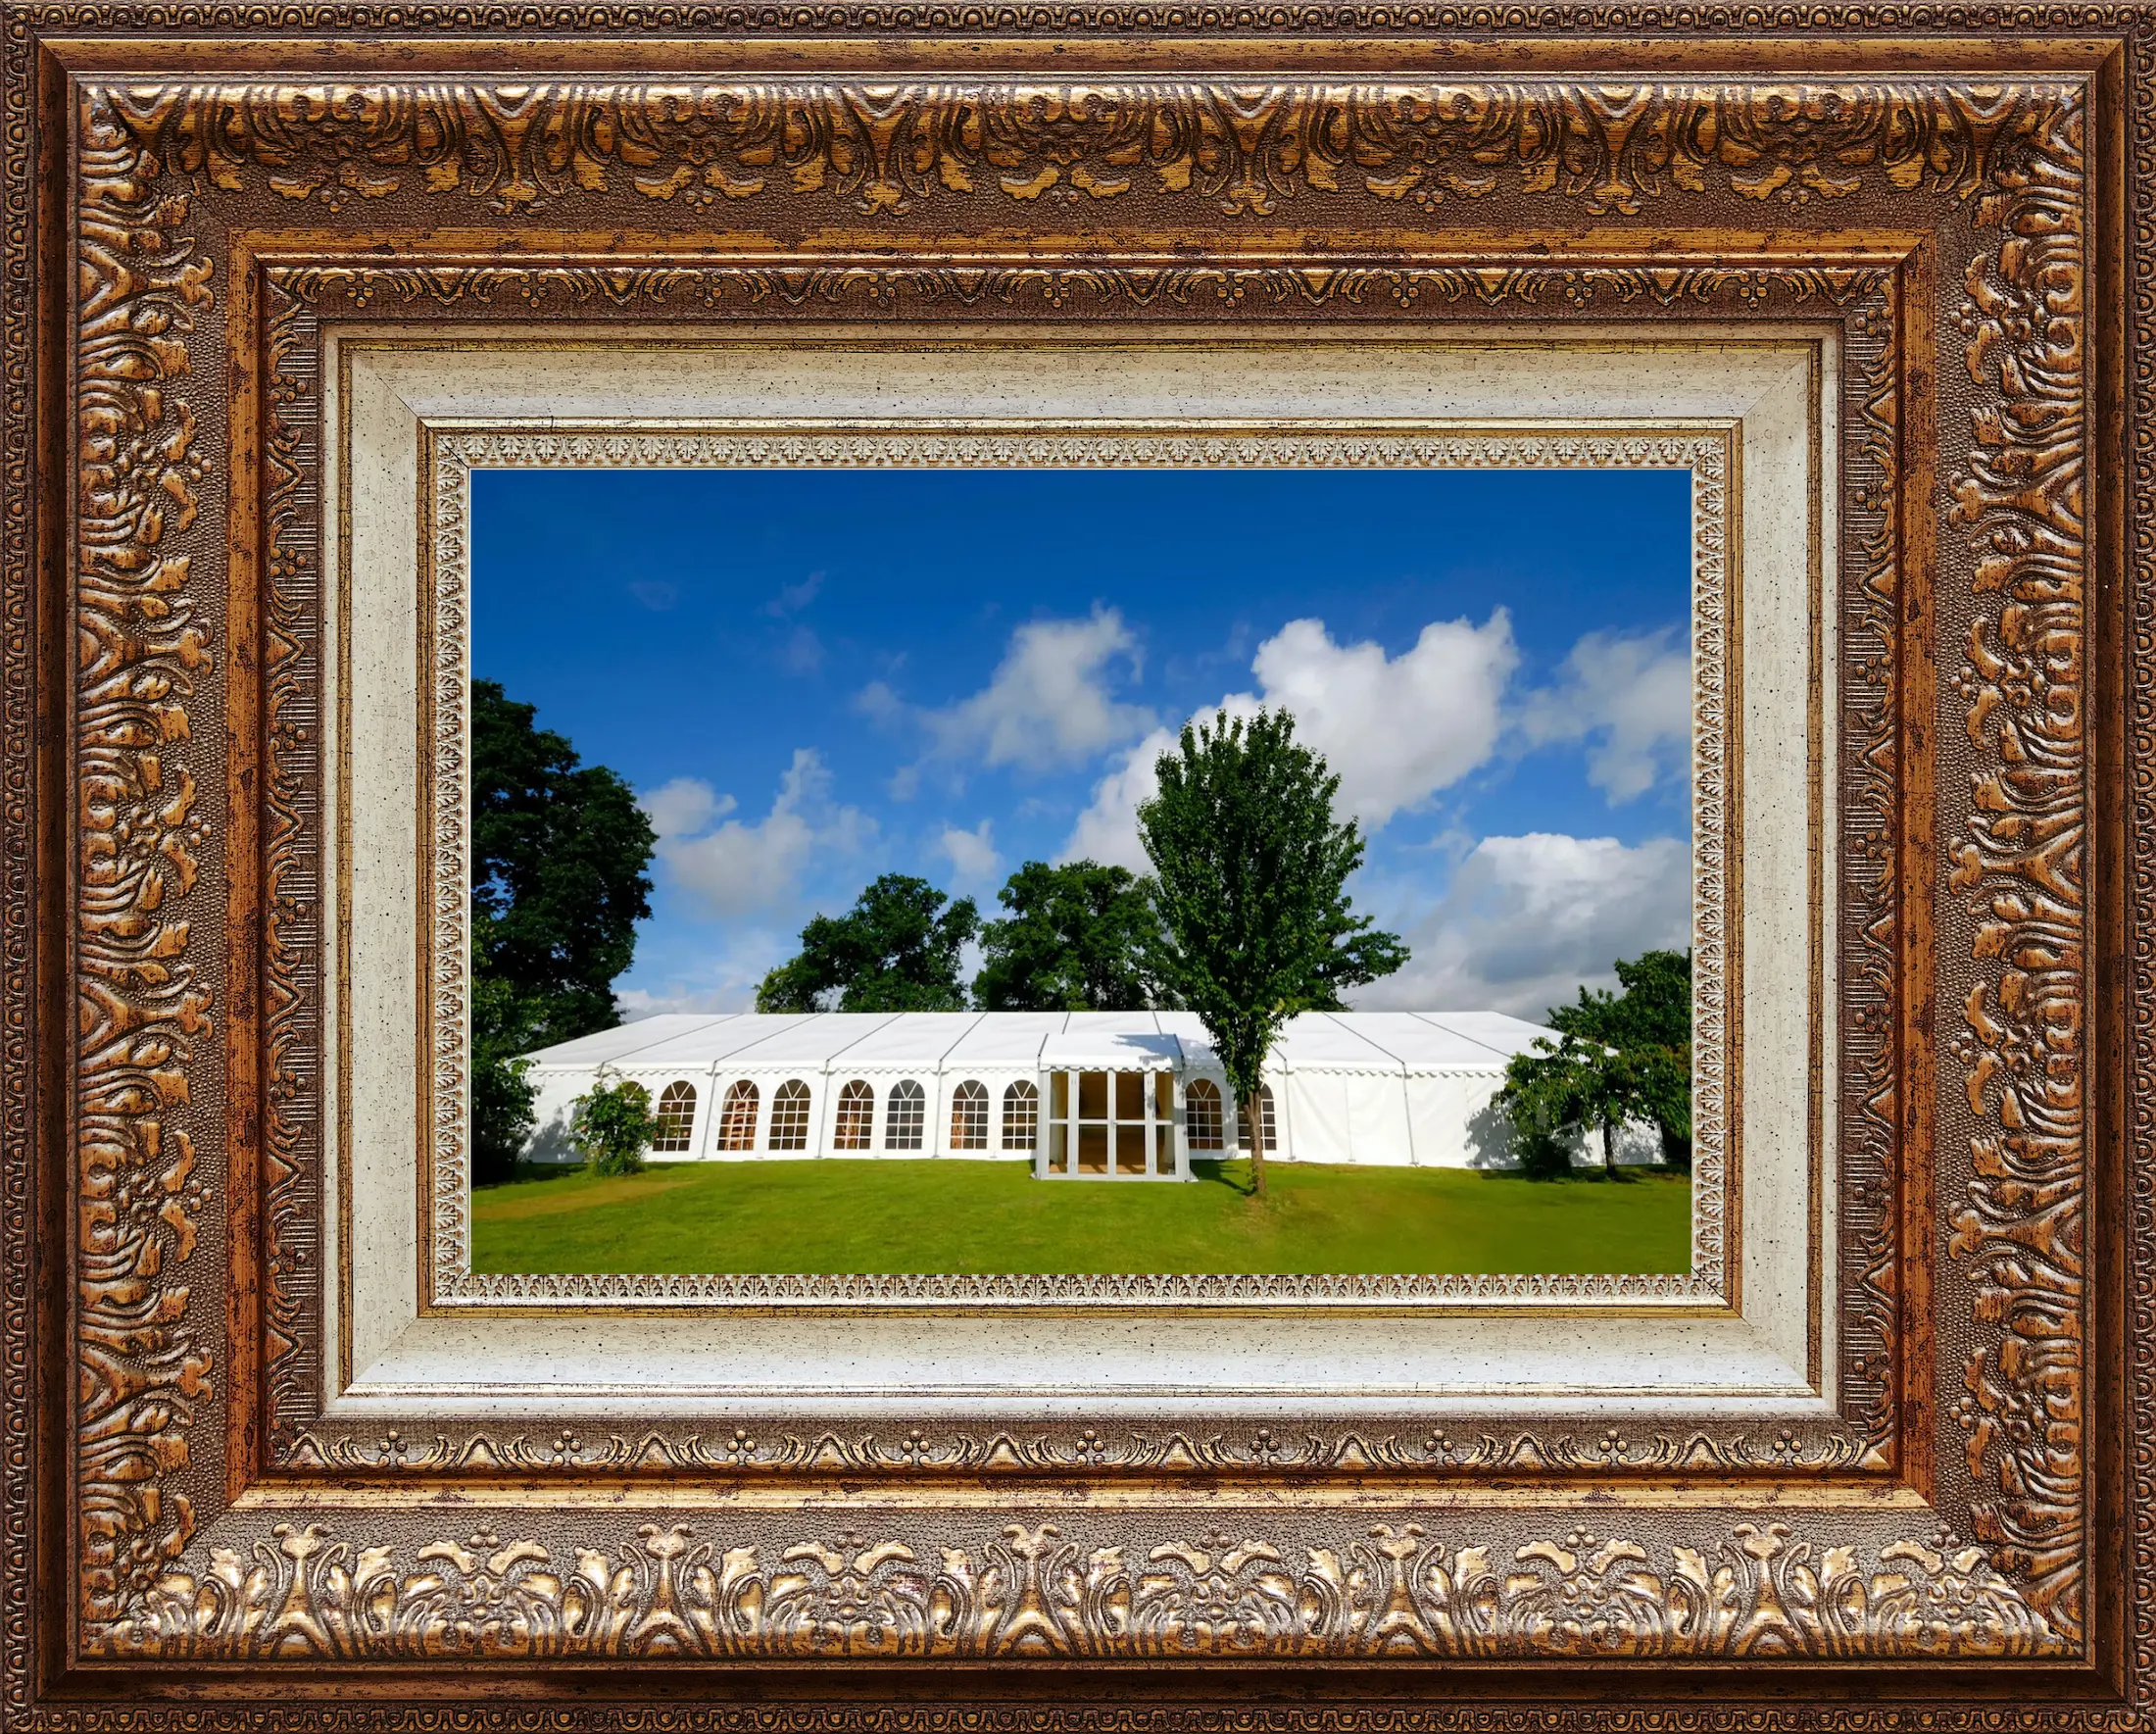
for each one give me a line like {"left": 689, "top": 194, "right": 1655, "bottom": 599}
{"left": 4, "top": 15, "right": 2133, "bottom": 1731}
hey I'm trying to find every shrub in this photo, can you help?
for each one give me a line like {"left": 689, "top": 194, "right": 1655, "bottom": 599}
{"left": 571, "top": 1072, "right": 660, "bottom": 1177}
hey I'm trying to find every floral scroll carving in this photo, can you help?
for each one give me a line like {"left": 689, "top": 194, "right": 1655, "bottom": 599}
{"left": 126, "top": 80, "right": 2074, "bottom": 221}
{"left": 75, "top": 89, "right": 217, "bottom": 1623}
{"left": 109, "top": 1518, "right": 2060, "bottom": 1660}
{"left": 67, "top": 71, "right": 2091, "bottom": 1664}
{"left": 1944, "top": 91, "right": 2088, "bottom": 1646}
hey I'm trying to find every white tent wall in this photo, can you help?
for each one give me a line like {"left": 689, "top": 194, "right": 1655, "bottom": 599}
{"left": 510, "top": 1012, "right": 1673, "bottom": 1173}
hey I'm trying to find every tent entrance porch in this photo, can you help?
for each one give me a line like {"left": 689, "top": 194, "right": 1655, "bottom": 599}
{"left": 1037, "top": 1067, "right": 1187, "bottom": 1181}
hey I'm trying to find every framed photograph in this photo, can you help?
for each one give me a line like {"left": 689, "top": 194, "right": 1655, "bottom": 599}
{"left": 6, "top": 9, "right": 2146, "bottom": 1727}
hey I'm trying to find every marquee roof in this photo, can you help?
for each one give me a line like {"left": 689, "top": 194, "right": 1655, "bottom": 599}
{"left": 524, "top": 1009, "right": 1555, "bottom": 1076}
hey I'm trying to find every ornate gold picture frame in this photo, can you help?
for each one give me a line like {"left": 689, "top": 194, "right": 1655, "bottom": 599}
{"left": 9, "top": 10, "right": 2146, "bottom": 1726}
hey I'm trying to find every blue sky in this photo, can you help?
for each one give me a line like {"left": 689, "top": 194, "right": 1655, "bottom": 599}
{"left": 472, "top": 466, "right": 1694, "bottom": 1020}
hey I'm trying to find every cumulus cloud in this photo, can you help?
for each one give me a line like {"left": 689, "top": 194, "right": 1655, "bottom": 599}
{"left": 1350, "top": 832, "right": 1691, "bottom": 1019}
{"left": 939, "top": 818, "right": 1001, "bottom": 885}
{"left": 640, "top": 750, "right": 873, "bottom": 918}
{"left": 1234, "top": 615, "right": 1518, "bottom": 828}
{"left": 916, "top": 607, "right": 1156, "bottom": 773}
{"left": 1061, "top": 612, "right": 1516, "bottom": 868}
{"left": 1524, "top": 627, "right": 1692, "bottom": 804}
{"left": 640, "top": 776, "right": 727, "bottom": 840}
{"left": 615, "top": 921, "right": 803, "bottom": 1017}
{"left": 1062, "top": 726, "right": 1180, "bottom": 872}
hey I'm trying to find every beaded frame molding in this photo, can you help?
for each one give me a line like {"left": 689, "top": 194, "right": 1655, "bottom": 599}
{"left": 3, "top": 9, "right": 2147, "bottom": 1731}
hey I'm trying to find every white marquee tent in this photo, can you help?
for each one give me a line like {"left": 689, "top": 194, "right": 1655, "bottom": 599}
{"left": 516, "top": 1010, "right": 1667, "bottom": 1174}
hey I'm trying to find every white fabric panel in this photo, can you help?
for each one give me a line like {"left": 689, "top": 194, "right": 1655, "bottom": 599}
{"left": 1347, "top": 1072, "right": 1414, "bottom": 1164}
{"left": 1040, "top": 1029, "right": 1180, "bottom": 1069}
{"left": 597, "top": 1013, "right": 810, "bottom": 1066}
{"left": 822, "top": 1012, "right": 980, "bottom": 1067}
{"left": 1282, "top": 1070, "right": 1354, "bottom": 1164}
{"left": 1402, "top": 1072, "right": 1488, "bottom": 1168}
{"left": 519, "top": 1014, "right": 729, "bottom": 1066}
{"left": 1331, "top": 1012, "right": 1499, "bottom": 1067}
{"left": 1279, "top": 1013, "right": 1399, "bottom": 1069}
{"left": 941, "top": 1011, "right": 1069, "bottom": 1064}
{"left": 708, "top": 1013, "right": 896, "bottom": 1066}
{"left": 1412, "top": 1011, "right": 1553, "bottom": 1061}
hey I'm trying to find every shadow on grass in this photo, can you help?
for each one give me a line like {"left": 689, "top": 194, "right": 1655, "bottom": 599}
{"left": 1191, "top": 1157, "right": 1260, "bottom": 1197}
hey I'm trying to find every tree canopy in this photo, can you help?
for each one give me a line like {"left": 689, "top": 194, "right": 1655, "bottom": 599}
{"left": 973, "top": 859, "right": 1173, "bottom": 1012}
{"left": 1546, "top": 948, "right": 1692, "bottom": 1164}
{"left": 1137, "top": 708, "right": 1408, "bottom": 1196}
{"left": 1497, "top": 948, "right": 1693, "bottom": 1178}
{"left": 757, "top": 873, "right": 981, "bottom": 1013}
{"left": 468, "top": 680, "right": 656, "bottom": 1183}
{"left": 471, "top": 679, "right": 657, "bottom": 1043}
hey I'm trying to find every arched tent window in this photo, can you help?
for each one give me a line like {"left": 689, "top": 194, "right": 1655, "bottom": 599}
{"left": 653, "top": 1081, "right": 698, "bottom": 1153}
{"left": 769, "top": 1079, "right": 812, "bottom": 1151}
{"left": 1185, "top": 1078, "right": 1224, "bottom": 1151}
{"left": 950, "top": 1080, "right": 989, "bottom": 1150}
{"left": 1001, "top": 1080, "right": 1038, "bottom": 1152}
{"left": 1235, "top": 1084, "right": 1278, "bottom": 1153}
{"left": 717, "top": 1080, "right": 758, "bottom": 1152}
{"left": 886, "top": 1079, "right": 925, "bottom": 1151}
{"left": 834, "top": 1079, "right": 874, "bottom": 1151}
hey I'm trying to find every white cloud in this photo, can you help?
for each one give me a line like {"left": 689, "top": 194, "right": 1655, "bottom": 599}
{"left": 1350, "top": 832, "right": 1690, "bottom": 1019}
{"left": 615, "top": 920, "right": 801, "bottom": 1017}
{"left": 1524, "top": 627, "right": 1691, "bottom": 804}
{"left": 615, "top": 983, "right": 738, "bottom": 1019}
{"left": 778, "top": 625, "right": 824, "bottom": 675}
{"left": 1062, "top": 725, "right": 1179, "bottom": 872}
{"left": 1060, "top": 612, "right": 1516, "bottom": 869}
{"left": 920, "top": 607, "right": 1155, "bottom": 773}
{"left": 939, "top": 818, "right": 1001, "bottom": 886}
{"left": 1232, "top": 614, "right": 1518, "bottom": 828}
{"left": 640, "top": 776, "right": 729, "bottom": 841}
{"left": 641, "top": 750, "right": 873, "bottom": 918}
{"left": 763, "top": 570, "right": 823, "bottom": 618}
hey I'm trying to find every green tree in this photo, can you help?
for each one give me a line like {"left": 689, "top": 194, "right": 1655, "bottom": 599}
{"left": 1546, "top": 948, "right": 1693, "bottom": 1170}
{"left": 974, "top": 859, "right": 1172, "bottom": 1012}
{"left": 472, "top": 679, "right": 657, "bottom": 1041}
{"left": 1498, "top": 948, "right": 1692, "bottom": 1179}
{"left": 570, "top": 1071, "right": 660, "bottom": 1177}
{"left": 469, "top": 923, "right": 542, "bottom": 1184}
{"left": 1494, "top": 1035, "right": 1639, "bottom": 1179}
{"left": 757, "top": 873, "right": 981, "bottom": 1013}
{"left": 468, "top": 680, "right": 656, "bottom": 1185}
{"left": 1137, "top": 709, "right": 1408, "bottom": 1197}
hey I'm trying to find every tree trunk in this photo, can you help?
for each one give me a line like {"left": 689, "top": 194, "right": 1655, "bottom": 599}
{"left": 1240, "top": 1091, "right": 1267, "bottom": 1197}
{"left": 1600, "top": 1115, "right": 1615, "bottom": 1178}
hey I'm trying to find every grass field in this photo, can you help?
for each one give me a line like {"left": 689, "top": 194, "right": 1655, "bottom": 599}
{"left": 469, "top": 1157, "right": 1691, "bottom": 1276}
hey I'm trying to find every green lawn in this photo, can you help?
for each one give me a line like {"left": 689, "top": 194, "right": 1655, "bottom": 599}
{"left": 469, "top": 1158, "right": 1691, "bottom": 1277}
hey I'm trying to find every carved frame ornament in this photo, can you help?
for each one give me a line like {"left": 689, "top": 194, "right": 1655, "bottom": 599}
{"left": 4, "top": 10, "right": 2143, "bottom": 1727}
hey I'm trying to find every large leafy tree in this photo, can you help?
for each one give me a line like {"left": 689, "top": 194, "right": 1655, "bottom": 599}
{"left": 1498, "top": 948, "right": 1692, "bottom": 1178}
{"left": 1547, "top": 948, "right": 1692, "bottom": 1167}
{"left": 468, "top": 680, "right": 656, "bottom": 1183}
{"left": 974, "top": 859, "right": 1172, "bottom": 1012}
{"left": 758, "top": 873, "right": 980, "bottom": 1013}
{"left": 1137, "top": 709, "right": 1408, "bottom": 1197}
